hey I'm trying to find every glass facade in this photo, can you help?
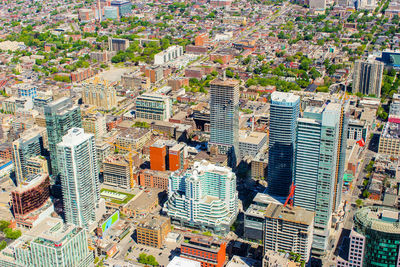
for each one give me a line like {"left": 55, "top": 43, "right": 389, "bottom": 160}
{"left": 354, "top": 206, "right": 400, "bottom": 267}
{"left": 44, "top": 98, "right": 82, "bottom": 178}
{"left": 267, "top": 92, "right": 300, "bottom": 197}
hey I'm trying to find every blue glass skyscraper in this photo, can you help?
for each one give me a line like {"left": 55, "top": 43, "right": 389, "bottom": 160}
{"left": 267, "top": 92, "right": 300, "bottom": 197}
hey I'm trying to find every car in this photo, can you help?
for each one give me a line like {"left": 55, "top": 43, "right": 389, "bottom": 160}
{"left": 159, "top": 252, "right": 162, "bottom": 255}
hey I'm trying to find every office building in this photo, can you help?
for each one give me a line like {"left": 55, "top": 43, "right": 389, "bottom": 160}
{"left": 136, "top": 215, "right": 171, "bottom": 248}
{"left": 111, "top": 0, "right": 132, "bottom": 17}
{"left": 137, "top": 169, "right": 170, "bottom": 190}
{"left": 57, "top": 128, "right": 99, "bottom": 229}
{"left": 353, "top": 59, "right": 384, "bottom": 97}
{"left": 180, "top": 235, "right": 227, "bottom": 267}
{"left": 82, "top": 113, "right": 107, "bottom": 140}
{"left": 150, "top": 140, "right": 187, "bottom": 172}
{"left": 44, "top": 97, "right": 82, "bottom": 177}
{"left": 294, "top": 103, "right": 348, "bottom": 252}
{"left": 116, "top": 128, "right": 152, "bottom": 151}
{"left": 165, "top": 160, "right": 238, "bottom": 235}
{"left": 135, "top": 93, "right": 172, "bottom": 121}
{"left": 103, "top": 155, "right": 131, "bottom": 189}
{"left": 267, "top": 92, "right": 300, "bottom": 197}
{"left": 338, "top": 206, "right": 400, "bottom": 267}
{"left": 337, "top": 229, "right": 365, "bottom": 267}
{"left": 0, "top": 218, "right": 93, "bottom": 267}
{"left": 108, "top": 38, "right": 130, "bottom": 52}
{"left": 209, "top": 78, "right": 239, "bottom": 167}
{"left": 121, "top": 71, "right": 151, "bottom": 91}
{"left": 263, "top": 203, "right": 314, "bottom": 261}
{"left": 12, "top": 128, "right": 44, "bottom": 185}
{"left": 239, "top": 131, "right": 267, "bottom": 159}
{"left": 82, "top": 80, "right": 117, "bottom": 110}
{"left": 154, "top": 45, "right": 184, "bottom": 65}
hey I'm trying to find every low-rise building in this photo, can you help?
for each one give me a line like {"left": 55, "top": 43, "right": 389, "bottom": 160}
{"left": 154, "top": 46, "right": 184, "bottom": 65}
{"left": 103, "top": 155, "right": 131, "bottom": 189}
{"left": 378, "top": 122, "right": 400, "bottom": 156}
{"left": 181, "top": 235, "right": 227, "bottom": 267}
{"left": 116, "top": 128, "right": 152, "bottom": 151}
{"left": 136, "top": 215, "right": 171, "bottom": 248}
{"left": 135, "top": 93, "right": 172, "bottom": 121}
{"left": 239, "top": 131, "right": 267, "bottom": 158}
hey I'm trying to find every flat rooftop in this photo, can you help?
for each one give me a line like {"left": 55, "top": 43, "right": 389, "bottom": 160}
{"left": 382, "top": 122, "right": 400, "bottom": 139}
{"left": 239, "top": 131, "right": 267, "bottom": 145}
{"left": 264, "top": 203, "right": 314, "bottom": 226}
{"left": 270, "top": 91, "right": 299, "bottom": 103}
{"left": 210, "top": 78, "right": 239, "bottom": 86}
{"left": 138, "top": 215, "right": 169, "bottom": 230}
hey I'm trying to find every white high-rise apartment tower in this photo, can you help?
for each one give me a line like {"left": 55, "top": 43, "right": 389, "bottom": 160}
{"left": 57, "top": 128, "right": 100, "bottom": 229}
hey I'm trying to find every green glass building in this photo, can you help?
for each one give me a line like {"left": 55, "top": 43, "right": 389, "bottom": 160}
{"left": 354, "top": 206, "right": 400, "bottom": 267}
{"left": 44, "top": 97, "right": 82, "bottom": 179}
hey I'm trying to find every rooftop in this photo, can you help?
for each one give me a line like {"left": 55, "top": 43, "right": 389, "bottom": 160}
{"left": 264, "top": 203, "right": 314, "bottom": 226}
{"left": 355, "top": 206, "right": 400, "bottom": 234}
{"left": 270, "top": 91, "right": 300, "bottom": 104}
{"left": 210, "top": 77, "right": 239, "bottom": 86}
{"left": 138, "top": 215, "right": 169, "bottom": 230}
{"left": 381, "top": 122, "right": 400, "bottom": 139}
{"left": 239, "top": 131, "right": 267, "bottom": 145}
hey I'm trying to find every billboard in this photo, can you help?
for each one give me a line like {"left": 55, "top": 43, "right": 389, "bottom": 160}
{"left": 101, "top": 210, "right": 120, "bottom": 233}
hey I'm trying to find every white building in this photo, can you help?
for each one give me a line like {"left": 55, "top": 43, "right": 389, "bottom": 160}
{"left": 154, "top": 45, "right": 184, "bottom": 65}
{"left": 165, "top": 160, "right": 238, "bottom": 235}
{"left": 57, "top": 128, "right": 100, "bottom": 229}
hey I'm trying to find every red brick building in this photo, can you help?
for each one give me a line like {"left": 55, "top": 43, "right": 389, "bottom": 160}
{"left": 181, "top": 235, "right": 227, "bottom": 267}
{"left": 137, "top": 169, "right": 170, "bottom": 190}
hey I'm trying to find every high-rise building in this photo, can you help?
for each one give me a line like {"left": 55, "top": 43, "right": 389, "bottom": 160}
{"left": 337, "top": 206, "right": 400, "bottom": 267}
{"left": 57, "top": 128, "right": 99, "bottom": 229}
{"left": 0, "top": 218, "right": 93, "bottom": 267}
{"left": 82, "top": 80, "right": 117, "bottom": 110}
{"left": 267, "top": 92, "right": 300, "bottom": 197}
{"left": 12, "top": 128, "right": 44, "bottom": 185}
{"left": 149, "top": 140, "right": 187, "bottom": 172}
{"left": 135, "top": 93, "right": 172, "bottom": 121}
{"left": 110, "top": 0, "right": 132, "bottom": 17}
{"left": 165, "top": 160, "right": 238, "bottom": 235}
{"left": 103, "top": 155, "right": 131, "bottom": 189}
{"left": 263, "top": 203, "right": 314, "bottom": 261}
{"left": 108, "top": 38, "right": 130, "bottom": 52}
{"left": 294, "top": 103, "right": 348, "bottom": 252}
{"left": 44, "top": 97, "right": 82, "bottom": 177}
{"left": 209, "top": 78, "right": 239, "bottom": 167}
{"left": 353, "top": 59, "right": 384, "bottom": 97}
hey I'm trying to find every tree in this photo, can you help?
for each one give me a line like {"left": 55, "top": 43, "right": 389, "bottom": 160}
{"left": 355, "top": 199, "right": 363, "bottom": 207}
{"left": 362, "top": 189, "right": 371, "bottom": 199}
{"left": 0, "top": 241, "right": 6, "bottom": 251}
{"left": 0, "top": 220, "right": 10, "bottom": 231}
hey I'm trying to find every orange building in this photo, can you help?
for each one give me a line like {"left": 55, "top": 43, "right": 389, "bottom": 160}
{"left": 169, "top": 143, "right": 187, "bottom": 171}
{"left": 181, "top": 235, "right": 226, "bottom": 267}
{"left": 150, "top": 143, "right": 167, "bottom": 171}
{"left": 195, "top": 33, "right": 208, "bottom": 46}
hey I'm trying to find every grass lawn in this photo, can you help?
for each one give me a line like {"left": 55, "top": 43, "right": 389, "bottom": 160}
{"left": 100, "top": 188, "right": 135, "bottom": 205}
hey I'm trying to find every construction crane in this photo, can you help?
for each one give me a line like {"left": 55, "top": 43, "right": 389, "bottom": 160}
{"left": 283, "top": 182, "right": 296, "bottom": 209}
{"left": 106, "top": 141, "right": 138, "bottom": 188}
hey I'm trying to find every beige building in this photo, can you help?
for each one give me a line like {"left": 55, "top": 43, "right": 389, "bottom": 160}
{"left": 82, "top": 113, "right": 107, "bottom": 140}
{"left": 116, "top": 128, "right": 152, "bottom": 152}
{"left": 378, "top": 122, "right": 400, "bottom": 156}
{"left": 103, "top": 155, "right": 131, "bottom": 189}
{"left": 251, "top": 153, "right": 268, "bottom": 179}
{"left": 121, "top": 71, "right": 151, "bottom": 91}
{"left": 136, "top": 215, "right": 171, "bottom": 248}
{"left": 82, "top": 79, "right": 117, "bottom": 110}
{"left": 25, "top": 156, "right": 49, "bottom": 176}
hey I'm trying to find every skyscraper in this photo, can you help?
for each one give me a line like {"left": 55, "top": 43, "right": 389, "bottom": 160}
{"left": 209, "top": 77, "right": 239, "bottom": 167}
{"left": 294, "top": 102, "right": 348, "bottom": 253}
{"left": 267, "top": 92, "right": 300, "bottom": 197}
{"left": 44, "top": 97, "right": 82, "bottom": 178}
{"left": 353, "top": 59, "right": 384, "bottom": 97}
{"left": 12, "top": 128, "right": 44, "bottom": 185}
{"left": 165, "top": 160, "right": 238, "bottom": 235}
{"left": 57, "top": 128, "right": 99, "bottom": 229}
